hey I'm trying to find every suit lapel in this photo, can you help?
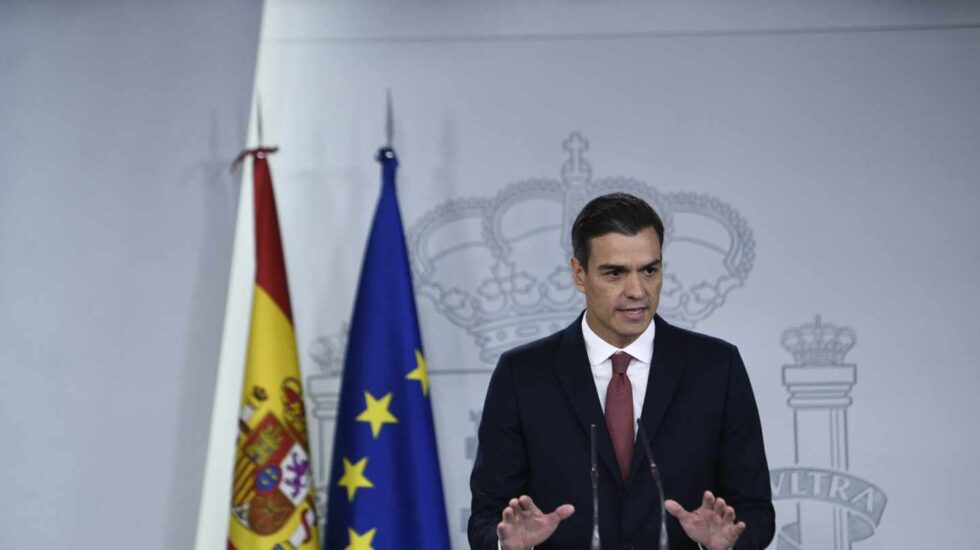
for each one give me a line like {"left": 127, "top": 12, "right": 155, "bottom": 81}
{"left": 554, "top": 314, "right": 626, "bottom": 490}
{"left": 629, "top": 315, "right": 685, "bottom": 482}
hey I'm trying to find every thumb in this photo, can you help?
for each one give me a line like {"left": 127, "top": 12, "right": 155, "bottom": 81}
{"left": 552, "top": 504, "right": 575, "bottom": 521}
{"left": 664, "top": 499, "right": 688, "bottom": 519}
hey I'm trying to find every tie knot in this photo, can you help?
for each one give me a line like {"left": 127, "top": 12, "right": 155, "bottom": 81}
{"left": 611, "top": 352, "right": 632, "bottom": 375}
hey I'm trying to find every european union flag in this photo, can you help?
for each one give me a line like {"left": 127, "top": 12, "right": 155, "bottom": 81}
{"left": 324, "top": 146, "right": 452, "bottom": 550}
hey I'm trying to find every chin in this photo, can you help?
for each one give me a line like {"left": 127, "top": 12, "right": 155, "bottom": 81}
{"left": 614, "top": 323, "right": 645, "bottom": 337}
{"left": 618, "top": 318, "right": 651, "bottom": 334}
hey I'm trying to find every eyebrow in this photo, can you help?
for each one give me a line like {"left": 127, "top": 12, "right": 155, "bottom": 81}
{"left": 596, "top": 259, "right": 662, "bottom": 272}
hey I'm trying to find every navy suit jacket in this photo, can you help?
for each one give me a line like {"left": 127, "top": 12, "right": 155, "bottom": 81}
{"left": 468, "top": 314, "right": 774, "bottom": 550}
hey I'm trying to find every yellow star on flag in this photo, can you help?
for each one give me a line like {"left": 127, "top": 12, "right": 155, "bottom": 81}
{"left": 337, "top": 457, "right": 374, "bottom": 502}
{"left": 355, "top": 391, "right": 398, "bottom": 438}
{"left": 405, "top": 349, "right": 430, "bottom": 396}
{"left": 344, "top": 527, "right": 377, "bottom": 550}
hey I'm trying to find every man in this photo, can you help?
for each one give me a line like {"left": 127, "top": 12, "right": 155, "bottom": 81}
{"left": 468, "top": 193, "right": 774, "bottom": 550}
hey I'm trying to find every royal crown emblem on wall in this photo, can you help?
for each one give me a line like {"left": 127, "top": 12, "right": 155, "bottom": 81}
{"left": 406, "top": 132, "right": 756, "bottom": 363}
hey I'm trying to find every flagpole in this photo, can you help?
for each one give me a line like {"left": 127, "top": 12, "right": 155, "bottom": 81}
{"left": 385, "top": 88, "right": 393, "bottom": 150}
{"left": 230, "top": 98, "right": 278, "bottom": 170}
{"left": 256, "top": 94, "right": 264, "bottom": 148}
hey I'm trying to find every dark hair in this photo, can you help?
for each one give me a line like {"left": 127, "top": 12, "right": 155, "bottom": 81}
{"left": 571, "top": 192, "right": 664, "bottom": 268}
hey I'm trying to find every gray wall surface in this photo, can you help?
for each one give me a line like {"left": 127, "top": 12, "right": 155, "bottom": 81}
{"left": 0, "top": 1, "right": 261, "bottom": 548}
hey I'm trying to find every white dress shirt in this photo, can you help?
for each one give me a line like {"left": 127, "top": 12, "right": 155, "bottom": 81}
{"left": 581, "top": 313, "right": 655, "bottom": 426}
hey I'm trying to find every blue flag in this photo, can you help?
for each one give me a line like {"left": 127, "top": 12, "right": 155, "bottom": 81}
{"left": 324, "top": 147, "right": 452, "bottom": 550}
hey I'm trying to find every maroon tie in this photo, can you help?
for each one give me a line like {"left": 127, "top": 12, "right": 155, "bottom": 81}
{"left": 605, "top": 352, "right": 634, "bottom": 482}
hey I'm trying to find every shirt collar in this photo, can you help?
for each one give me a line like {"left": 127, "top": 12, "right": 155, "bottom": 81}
{"left": 581, "top": 312, "right": 656, "bottom": 367}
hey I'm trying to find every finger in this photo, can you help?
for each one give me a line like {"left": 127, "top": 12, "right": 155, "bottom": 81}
{"left": 701, "top": 491, "right": 715, "bottom": 510}
{"left": 553, "top": 504, "right": 575, "bottom": 521}
{"left": 518, "top": 495, "right": 538, "bottom": 513}
{"left": 713, "top": 497, "right": 728, "bottom": 517}
{"left": 664, "top": 499, "right": 690, "bottom": 520}
{"left": 723, "top": 506, "right": 736, "bottom": 523}
{"left": 726, "top": 521, "right": 746, "bottom": 543}
{"left": 502, "top": 506, "right": 516, "bottom": 524}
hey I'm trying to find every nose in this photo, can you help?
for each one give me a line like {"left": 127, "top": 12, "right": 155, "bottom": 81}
{"left": 623, "top": 271, "right": 643, "bottom": 299}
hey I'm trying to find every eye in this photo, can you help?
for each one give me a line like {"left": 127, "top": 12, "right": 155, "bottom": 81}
{"left": 644, "top": 265, "right": 660, "bottom": 275}
{"left": 603, "top": 268, "right": 623, "bottom": 278}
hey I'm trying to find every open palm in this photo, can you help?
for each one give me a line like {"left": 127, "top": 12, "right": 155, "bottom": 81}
{"left": 665, "top": 491, "right": 746, "bottom": 550}
{"left": 496, "top": 495, "right": 575, "bottom": 550}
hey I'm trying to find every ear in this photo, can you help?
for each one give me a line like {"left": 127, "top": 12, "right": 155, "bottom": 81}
{"left": 570, "top": 257, "right": 587, "bottom": 293}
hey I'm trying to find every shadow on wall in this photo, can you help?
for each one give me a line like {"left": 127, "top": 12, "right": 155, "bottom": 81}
{"left": 166, "top": 105, "right": 248, "bottom": 550}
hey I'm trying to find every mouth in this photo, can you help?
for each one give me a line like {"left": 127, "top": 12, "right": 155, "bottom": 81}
{"left": 617, "top": 306, "right": 648, "bottom": 321}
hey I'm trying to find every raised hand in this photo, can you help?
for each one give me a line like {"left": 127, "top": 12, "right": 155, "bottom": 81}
{"left": 496, "top": 495, "right": 575, "bottom": 550}
{"left": 665, "top": 491, "right": 746, "bottom": 550}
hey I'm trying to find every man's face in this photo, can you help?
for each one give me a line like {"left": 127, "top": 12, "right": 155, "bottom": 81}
{"left": 570, "top": 227, "right": 662, "bottom": 349}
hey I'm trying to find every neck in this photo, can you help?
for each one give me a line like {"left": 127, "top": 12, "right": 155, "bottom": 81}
{"left": 584, "top": 310, "right": 643, "bottom": 349}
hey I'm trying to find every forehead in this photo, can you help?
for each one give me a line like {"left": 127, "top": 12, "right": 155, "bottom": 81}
{"left": 588, "top": 227, "right": 662, "bottom": 265}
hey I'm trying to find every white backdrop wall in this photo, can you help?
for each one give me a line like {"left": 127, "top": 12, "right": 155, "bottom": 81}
{"left": 199, "top": 1, "right": 980, "bottom": 549}
{"left": 0, "top": 1, "right": 261, "bottom": 548}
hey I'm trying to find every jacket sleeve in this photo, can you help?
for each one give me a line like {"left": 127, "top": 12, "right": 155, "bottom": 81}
{"left": 468, "top": 353, "right": 529, "bottom": 550}
{"left": 719, "top": 346, "right": 776, "bottom": 550}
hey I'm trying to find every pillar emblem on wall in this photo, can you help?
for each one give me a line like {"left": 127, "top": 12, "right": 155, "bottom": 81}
{"left": 772, "top": 316, "right": 888, "bottom": 550}
{"left": 304, "top": 327, "right": 349, "bottom": 522}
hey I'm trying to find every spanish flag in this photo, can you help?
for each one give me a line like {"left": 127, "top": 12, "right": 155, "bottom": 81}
{"left": 227, "top": 150, "right": 319, "bottom": 550}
